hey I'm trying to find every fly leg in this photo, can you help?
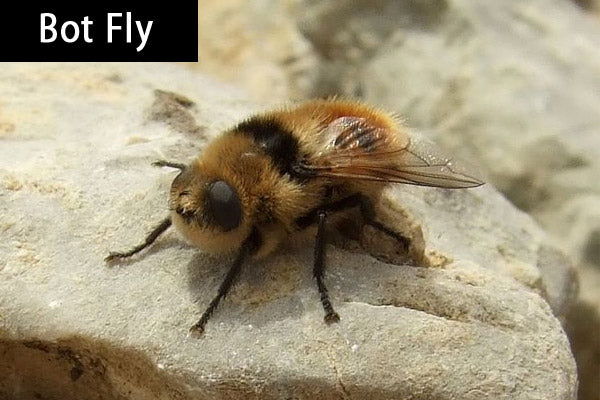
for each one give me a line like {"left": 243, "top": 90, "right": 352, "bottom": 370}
{"left": 299, "top": 193, "right": 411, "bottom": 323}
{"left": 105, "top": 159, "right": 184, "bottom": 263}
{"left": 358, "top": 197, "right": 410, "bottom": 251}
{"left": 314, "top": 210, "right": 340, "bottom": 324}
{"left": 189, "top": 228, "right": 261, "bottom": 336}
{"left": 105, "top": 217, "right": 172, "bottom": 262}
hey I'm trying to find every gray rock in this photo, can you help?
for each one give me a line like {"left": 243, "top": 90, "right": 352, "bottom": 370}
{"left": 0, "top": 63, "right": 577, "bottom": 399}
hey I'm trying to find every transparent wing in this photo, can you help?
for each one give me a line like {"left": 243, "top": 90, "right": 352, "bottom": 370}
{"left": 302, "top": 117, "right": 484, "bottom": 189}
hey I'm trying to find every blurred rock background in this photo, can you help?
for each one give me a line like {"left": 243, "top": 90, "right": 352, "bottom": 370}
{"left": 187, "top": 0, "right": 599, "bottom": 399}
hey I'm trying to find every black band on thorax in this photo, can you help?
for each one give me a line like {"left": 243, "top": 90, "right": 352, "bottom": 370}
{"left": 236, "top": 117, "right": 301, "bottom": 178}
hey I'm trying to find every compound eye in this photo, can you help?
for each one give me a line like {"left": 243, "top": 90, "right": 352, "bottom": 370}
{"left": 206, "top": 180, "right": 242, "bottom": 232}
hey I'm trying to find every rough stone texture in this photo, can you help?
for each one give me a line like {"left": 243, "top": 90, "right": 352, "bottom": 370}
{"left": 0, "top": 63, "right": 577, "bottom": 399}
{"left": 189, "top": 1, "right": 600, "bottom": 398}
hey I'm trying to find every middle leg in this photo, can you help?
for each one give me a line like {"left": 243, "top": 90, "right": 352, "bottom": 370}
{"left": 301, "top": 193, "right": 411, "bottom": 324}
{"left": 313, "top": 210, "right": 340, "bottom": 324}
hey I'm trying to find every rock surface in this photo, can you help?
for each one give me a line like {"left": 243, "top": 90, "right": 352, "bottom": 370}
{"left": 0, "top": 63, "right": 577, "bottom": 399}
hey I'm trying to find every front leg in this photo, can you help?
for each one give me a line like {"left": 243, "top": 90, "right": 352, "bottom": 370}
{"left": 189, "top": 228, "right": 261, "bottom": 336}
{"left": 152, "top": 160, "right": 186, "bottom": 170}
{"left": 105, "top": 217, "right": 172, "bottom": 263}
